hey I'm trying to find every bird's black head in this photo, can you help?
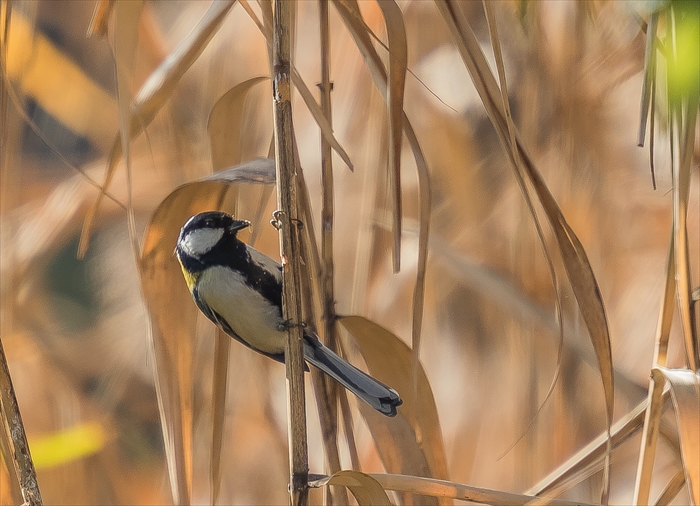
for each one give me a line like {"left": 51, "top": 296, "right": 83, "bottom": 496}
{"left": 176, "top": 212, "right": 250, "bottom": 264}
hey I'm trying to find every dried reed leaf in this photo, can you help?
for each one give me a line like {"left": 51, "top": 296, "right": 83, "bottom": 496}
{"left": 652, "top": 367, "right": 700, "bottom": 505}
{"left": 376, "top": 0, "right": 406, "bottom": 272}
{"left": 235, "top": 1, "right": 354, "bottom": 171}
{"left": 113, "top": 0, "right": 142, "bottom": 161}
{"left": 290, "top": 68, "right": 354, "bottom": 171}
{"left": 671, "top": 97, "right": 699, "bottom": 372}
{"left": 634, "top": 236, "right": 676, "bottom": 505}
{"left": 333, "top": 0, "right": 432, "bottom": 410}
{"left": 311, "top": 470, "right": 393, "bottom": 506}
{"left": 5, "top": 12, "right": 117, "bottom": 148}
{"left": 483, "top": 0, "right": 565, "bottom": 462}
{"left": 210, "top": 331, "right": 230, "bottom": 505}
{"left": 333, "top": 0, "right": 404, "bottom": 272}
{"left": 338, "top": 317, "right": 447, "bottom": 485}
{"left": 436, "top": 0, "right": 614, "bottom": 446}
{"left": 113, "top": 0, "right": 143, "bottom": 264}
{"left": 140, "top": 159, "right": 276, "bottom": 505}
{"left": 527, "top": 392, "right": 670, "bottom": 497}
{"left": 131, "top": 0, "right": 236, "bottom": 126}
{"left": 208, "top": 76, "right": 270, "bottom": 170}
{"left": 654, "top": 470, "right": 686, "bottom": 506}
{"left": 370, "top": 474, "right": 596, "bottom": 506}
{"left": 80, "top": 0, "right": 237, "bottom": 257}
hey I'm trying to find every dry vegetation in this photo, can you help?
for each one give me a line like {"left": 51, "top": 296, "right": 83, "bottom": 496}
{"left": 0, "top": 0, "right": 698, "bottom": 505}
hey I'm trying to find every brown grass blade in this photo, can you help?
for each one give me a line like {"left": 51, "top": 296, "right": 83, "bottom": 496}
{"left": 333, "top": 0, "right": 403, "bottom": 272}
{"left": 210, "top": 331, "right": 231, "bottom": 505}
{"left": 113, "top": 0, "right": 143, "bottom": 265}
{"left": 79, "top": 0, "right": 237, "bottom": 257}
{"left": 376, "top": 0, "right": 407, "bottom": 273}
{"left": 369, "top": 474, "right": 597, "bottom": 506}
{"left": 483, "top": 0, "right": 565, "bottom": 462}
{"left": 332, "top": 0, "right": 432, "bottom": 415}
{"left": 140, "top": 159, "right": 276, "bottom": 505}
{"left": 527, "top": 391, "right": 670, "bottom": 497}
{"left": 436, "top": 0, "right": 614, "bottom": 456}
{"left": 236, "top": 1, "right": 354, "bottom": 172}
{"left": 634, "top": 235, "right": 676, "bottom": 505}
{"left": 654, "top": 470, "right": 686, "bottom": 506}
{"left": 670, "top": 97, "right": 699, "bottom": 372}
{"left": 339, "top": 317, "right": 447, "bottom": 486}
{"left": 311, "top": 470, "right": 393, "bottom": 506}
{"left": 207, "top": 76, "right": 270, "bottom": 171}
{"left": 652, "top": 367, "right": 700, "bottom": 505}
{"left": 290, "top": 68, "right": 354, "bottom": 172}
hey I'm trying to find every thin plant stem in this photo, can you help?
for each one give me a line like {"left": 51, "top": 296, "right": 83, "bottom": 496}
{"left": 272, "top": 0, "right": 309, "bottom": 504}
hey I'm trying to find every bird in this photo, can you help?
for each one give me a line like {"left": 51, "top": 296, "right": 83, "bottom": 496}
{"left": 175, "top": 211, "right": 402, "bottom": 417}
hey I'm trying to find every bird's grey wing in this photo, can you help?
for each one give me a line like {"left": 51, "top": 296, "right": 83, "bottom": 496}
{"left": 192, "top": 285, "right": 287, "bottom": 364}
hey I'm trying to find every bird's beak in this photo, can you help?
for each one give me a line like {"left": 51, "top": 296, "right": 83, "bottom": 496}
{"left": 229, "top": 220, "right": 251, "bottom": 232}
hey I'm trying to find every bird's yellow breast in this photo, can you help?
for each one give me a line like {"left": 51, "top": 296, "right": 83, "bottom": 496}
{"left": 179, "top": 263, "right": 200, "bottom": 292}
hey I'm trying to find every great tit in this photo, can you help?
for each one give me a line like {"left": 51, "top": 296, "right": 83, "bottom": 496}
{"left": 175, "top": 211, "right": 402, "bottom": 417}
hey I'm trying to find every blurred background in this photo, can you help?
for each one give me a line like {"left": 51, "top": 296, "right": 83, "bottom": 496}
{"left": 0, "top": 0, "right": 697, "bottom": 504}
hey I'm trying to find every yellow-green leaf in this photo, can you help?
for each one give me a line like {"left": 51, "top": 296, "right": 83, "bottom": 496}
{"left": 30, "top": 422, "right": 107, "bottom": 470}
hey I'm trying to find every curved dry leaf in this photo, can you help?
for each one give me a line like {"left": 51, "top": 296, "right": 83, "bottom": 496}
{"left": 139, "top": 159, "right": 276, "bottom": 505}
{"left": 338, "top": 317, "right": 447, "bottom": 487}
{"left": 80, "top": 0, "right": 237, "bottom": 256}
{"left": 435, "top": 0, "right": 614, "bottom": 438}
{"left": 312, "top": 470, "right": 393, "bottom": 506}
{"left": 289, "top": 68, "right": 354, "bottom": 171}
{"left": 207, "top": 76, "right": 270, "bottom": 171}
{"left": 113, "top": 0, "right": 144, "bottom": 263}
{"left": 113, "top": 1, "right": 142, "bottom": 153}
{"left": 376, "top": 0, "right": 407, "bottom": 272}
{"left": 332, "top": 0, "right": 432, "bottom": 405}
{"left": 527, "top": 391, "right": 670, "bottom": 497}
{"left": 210, "top": 331, "right": 231, "bottom": 505}
{"left": 333, "top": 0, "right": 403, "bottom": 271}
{"left": 634, "top": 237, "right": 676, "bottom": 505}
{"left": 370, "top": 474, "right": 595, "bottom": 506}
{"left": 652, "top": 367, "right": 700, "bottom": 505}
{"left": 672, "top": 97, "right": 699, "bottom": 372}
{"left": 655, "top": 470, "right": 686, "bottom": 506}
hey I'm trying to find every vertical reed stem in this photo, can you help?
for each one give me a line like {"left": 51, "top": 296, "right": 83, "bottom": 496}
{"left": 272, "top": 0, "right": 308, "bottom": 504}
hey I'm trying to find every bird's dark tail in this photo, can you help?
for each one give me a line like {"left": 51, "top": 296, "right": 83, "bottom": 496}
{"left": 303, "top": 335, "right": 402, "bottom": 417}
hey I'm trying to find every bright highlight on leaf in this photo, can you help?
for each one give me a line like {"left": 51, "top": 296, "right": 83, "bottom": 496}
{"left": 29, "top": 422, "right": 107, "bottom": 470}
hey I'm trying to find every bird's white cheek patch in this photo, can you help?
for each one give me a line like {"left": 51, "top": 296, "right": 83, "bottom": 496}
{"left": 182, "top": 228, "right": 224, "bottom": 257}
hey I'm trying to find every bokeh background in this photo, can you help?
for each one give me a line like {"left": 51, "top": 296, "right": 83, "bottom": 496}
{"left": 0, "top": 0, "right": 697, "bottom": 504}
